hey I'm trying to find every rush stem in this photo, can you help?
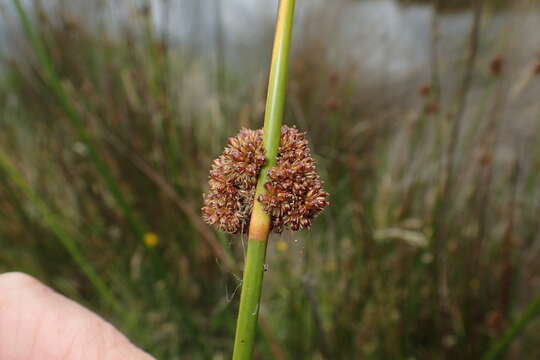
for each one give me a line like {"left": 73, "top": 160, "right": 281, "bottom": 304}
{"left": 232, "top": 1, "right": 296, "bottom": 359}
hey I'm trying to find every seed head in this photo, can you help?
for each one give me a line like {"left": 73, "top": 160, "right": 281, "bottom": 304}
{"left": 259, "top": 126, "right": 329, "bottom": 233}
{"left": 490, "top": 56, "right": 504, "bottom": 76}
{"left": 418, "top": 83, "right": 432, "bottom": 97}
{"left": 202, "top": 126, "right": 329, "bottom": 234}
{"left": 534, "top": 61, "right": 540, "bottom": 75}
{"left": 202, "top": 129, "right": 264, "bottom": 234}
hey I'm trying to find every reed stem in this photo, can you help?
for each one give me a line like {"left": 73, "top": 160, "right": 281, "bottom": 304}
{"left": 232, "top": 1, "right": 295, "bottom": 358}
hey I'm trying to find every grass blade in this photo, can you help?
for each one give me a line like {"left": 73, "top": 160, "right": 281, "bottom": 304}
{"left": 11, "top": 0, "right": 146, "bottom": 240}
{"left": 482, "top": 293, "right": 540, "bottom": 360}
{"left": 0, "top": 149, "right": 126, "bottom": 319}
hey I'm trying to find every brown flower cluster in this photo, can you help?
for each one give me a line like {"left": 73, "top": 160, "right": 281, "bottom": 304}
{"left": 259, "top": 126, "right": 329, "bottom": 232}
{"left": 202, "top": 129, "right": 265, "bottom": 233}
{"left": 202, "top": 126, "right": 329, "bottom": 234}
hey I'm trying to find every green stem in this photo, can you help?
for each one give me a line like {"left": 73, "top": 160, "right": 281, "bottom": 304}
{"left": 232, "top": 240, "right": 269, "bottom": 359}
{"left": 11, "top": 0, "right": 146, "bottom": 241}
{"left": 482, "top": 292, "right": 540, "bottom": 360}
{"left": 232, "top": 1, "right": 296, "bottom": 359}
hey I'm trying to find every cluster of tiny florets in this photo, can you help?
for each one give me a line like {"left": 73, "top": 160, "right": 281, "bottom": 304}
{"left": 259, "top": 126, "right": 329, "bottom": 232}
{"left": 202, "top": 126, "right": 329, "bottom": 234}
{"left": 201, "top": 129, "right": 265, "bottom": 233}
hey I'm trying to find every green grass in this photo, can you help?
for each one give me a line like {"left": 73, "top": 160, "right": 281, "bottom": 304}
{"left": 2, "top": 1, "right": 540, "bottom": 359}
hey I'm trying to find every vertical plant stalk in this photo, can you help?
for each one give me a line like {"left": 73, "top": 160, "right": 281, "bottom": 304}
{"left": 430, "top": 0, "right": 441, "bottom": 104}
{"left": 11, "top": 0, "right": 146, "bottom": 240}
{"left": 232, "top": 1, "right": 295, "bottom": 359}
{"left": 445, "top": 0, "right": 484, "bottom": 182}
{"left": 431, "top": 0, "right": 484, "bottom": 332}
{"left": 0, "top": 151, "right": 126, "bottom": 320}
{"left": 214, "top": 0, "right": 226, "bottom": 100}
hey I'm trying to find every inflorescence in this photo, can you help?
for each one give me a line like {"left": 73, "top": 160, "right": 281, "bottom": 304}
{"left": 202, "top": 126, "right": 329, "bottom": 234}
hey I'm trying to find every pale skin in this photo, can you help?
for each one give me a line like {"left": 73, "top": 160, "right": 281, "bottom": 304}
{"left": 0, "top": 272, "right": 154, "bottom": 360}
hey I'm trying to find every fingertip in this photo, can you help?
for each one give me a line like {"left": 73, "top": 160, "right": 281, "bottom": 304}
{"left": 0, "top": 272, "right": 43, "bottom": 290}
{"left": 105, "top": 346, "right": 156, "bottom": 360}
{"left": 0, "top": 272, "right": 155, "bottom": 360}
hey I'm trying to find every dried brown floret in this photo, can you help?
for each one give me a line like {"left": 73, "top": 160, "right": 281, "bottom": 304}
{"left": 490, "top": 56, "right": 504, "bottom": 76}
{"left": 259, "top": 126, "right": 329, "bottom": 233}
{"left": 202, "top": 129, "right": 265, "bottom": 234}
{"left": 202, "top": 126, "right": 329, "bottom": 234}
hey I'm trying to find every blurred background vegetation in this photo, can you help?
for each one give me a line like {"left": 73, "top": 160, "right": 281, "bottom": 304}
{"left": 1, "top": 0, "right": 540, "bottom": 358}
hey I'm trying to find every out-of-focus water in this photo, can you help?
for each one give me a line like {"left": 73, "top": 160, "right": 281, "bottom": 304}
{"left": 2, "top": 0, "right": 540, "bottom": 79}
{"left": 151, "top": 0, "right": 540, "bottom": 76}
